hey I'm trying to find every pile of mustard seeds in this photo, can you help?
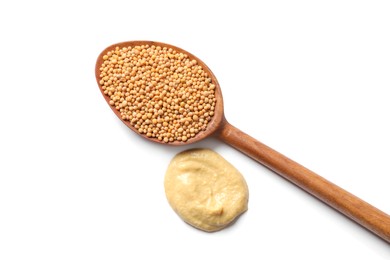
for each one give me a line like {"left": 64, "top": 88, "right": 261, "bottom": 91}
{"left": 98, "top": 45, "right": 216, "bottom": 143}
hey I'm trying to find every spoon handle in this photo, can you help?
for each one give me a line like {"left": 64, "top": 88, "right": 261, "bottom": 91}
{"left": 216, "top": 119, "right": 390, "bottom": 243}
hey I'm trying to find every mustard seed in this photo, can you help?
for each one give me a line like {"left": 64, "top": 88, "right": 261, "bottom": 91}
{"left": 99, "top": 44, "right": 216, "bottom": 143}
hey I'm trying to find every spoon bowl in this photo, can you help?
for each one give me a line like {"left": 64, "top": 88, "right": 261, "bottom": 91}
{"left": 95, "top": 41, "right": 390, "bottom": 242}
{"left": 95, "top": 41, "right": 224, "bottom": 145}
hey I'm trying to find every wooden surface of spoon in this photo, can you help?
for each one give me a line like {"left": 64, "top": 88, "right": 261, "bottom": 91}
{"left": 96, "top": 41, "right": 390, "bottom": 243}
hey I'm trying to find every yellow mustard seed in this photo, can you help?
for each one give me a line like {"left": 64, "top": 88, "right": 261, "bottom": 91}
{"left": 99, "top": 44, "right": 216, "bottom": 143}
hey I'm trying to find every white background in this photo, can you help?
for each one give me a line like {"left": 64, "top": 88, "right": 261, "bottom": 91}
{"left": 0, "top": 0, "right": 389, "bottom": 259}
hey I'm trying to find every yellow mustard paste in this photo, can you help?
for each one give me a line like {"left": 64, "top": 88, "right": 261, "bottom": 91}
{"left": 164, "top": 148, "right": 249, "bottom": 232}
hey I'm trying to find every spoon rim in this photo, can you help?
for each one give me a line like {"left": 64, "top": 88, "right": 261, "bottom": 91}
{"left": 95, "top": 40, "right": 224, "bottom": 146}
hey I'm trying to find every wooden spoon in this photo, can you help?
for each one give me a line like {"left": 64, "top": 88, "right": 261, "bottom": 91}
{"left": 95, "top": 41, "right": 390, "bottom": 243}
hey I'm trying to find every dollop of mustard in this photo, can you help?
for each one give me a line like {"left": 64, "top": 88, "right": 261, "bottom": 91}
{"left": 164, "top": 148, "right": 249, "bottom": 232}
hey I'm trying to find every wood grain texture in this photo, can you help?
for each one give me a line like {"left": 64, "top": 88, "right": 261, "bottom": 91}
{"left": 216, "top": 119, "right": 390, "bottom": 243}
